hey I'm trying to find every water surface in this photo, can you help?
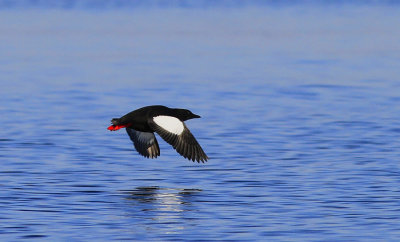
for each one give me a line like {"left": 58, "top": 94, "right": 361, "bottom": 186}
{"left": 1, "top": 3, "right": 400, "bottom": 241}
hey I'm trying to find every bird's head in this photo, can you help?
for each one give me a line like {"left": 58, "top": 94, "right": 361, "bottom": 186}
{"left": 175, "top": 108, "right": 201, "bottom": 121}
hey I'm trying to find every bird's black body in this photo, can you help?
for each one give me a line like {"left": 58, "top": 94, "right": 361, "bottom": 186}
{"left": 108, "top": 105, "right": 207, "bottom": 163}
{"left": 112, "top": 105, "right": 200, "bottom": 132}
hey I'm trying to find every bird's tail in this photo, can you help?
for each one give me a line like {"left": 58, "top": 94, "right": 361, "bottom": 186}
{"left": 107, "top": 118, "right": 127, "bottom": 131}
{"left": 111, "top": 118, "right": 120, "bottom": 125}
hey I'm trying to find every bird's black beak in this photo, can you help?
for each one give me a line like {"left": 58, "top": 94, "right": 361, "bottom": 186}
{"left": 193, "top": 114, "right": 201, "bottom": 118}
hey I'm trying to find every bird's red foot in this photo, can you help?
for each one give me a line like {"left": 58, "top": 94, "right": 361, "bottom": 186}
{"left": 107, "top": 124, "right": 131, "bottom": 131}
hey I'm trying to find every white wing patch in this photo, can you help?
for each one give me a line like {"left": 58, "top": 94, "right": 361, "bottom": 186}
{"left": 153, "top": 115, "right": 184, "bottom": 135}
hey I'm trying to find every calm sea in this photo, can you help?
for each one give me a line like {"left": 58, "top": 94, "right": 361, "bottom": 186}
{"left": 1, "top": 1, "right": 400, "bottom": 241}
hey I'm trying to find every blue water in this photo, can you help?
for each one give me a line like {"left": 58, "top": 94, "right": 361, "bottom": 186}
{"left": 1, "top": 2, "right": 400, "bottom": 241}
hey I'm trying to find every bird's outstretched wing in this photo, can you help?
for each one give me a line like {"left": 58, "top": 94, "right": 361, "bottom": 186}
{"left": 126, "top": 128, "right": 160, "bottom": 158}
{"left": 148, "top": 115, "right": 208, "bottom": 163}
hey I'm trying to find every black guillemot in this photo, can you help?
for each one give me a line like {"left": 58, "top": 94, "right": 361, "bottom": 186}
{"left": 108, "top": 105, "right": 208, "bottom": 163}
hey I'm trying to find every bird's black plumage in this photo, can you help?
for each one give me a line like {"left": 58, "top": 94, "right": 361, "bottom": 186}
{"left": 108, "top": 105, "right": 208, "bottom": 163}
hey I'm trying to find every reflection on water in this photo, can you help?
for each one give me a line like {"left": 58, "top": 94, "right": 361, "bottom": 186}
{"left": 121, "top": 187, "right": 203, "bottom": 236}
{"left": 122, "top": 186, "right": 201, "bottom": 212}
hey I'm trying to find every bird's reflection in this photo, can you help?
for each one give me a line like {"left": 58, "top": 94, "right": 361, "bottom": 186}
{"left": 120, "top": 187, "right": 203, "bottom": 233}
{"left": 122, "top": 186, "right": 202, "bottom": 213}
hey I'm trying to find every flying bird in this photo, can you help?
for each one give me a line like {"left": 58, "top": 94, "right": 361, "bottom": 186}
{"left": 107, "top": 105, "right": 208, "bottom": 163}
